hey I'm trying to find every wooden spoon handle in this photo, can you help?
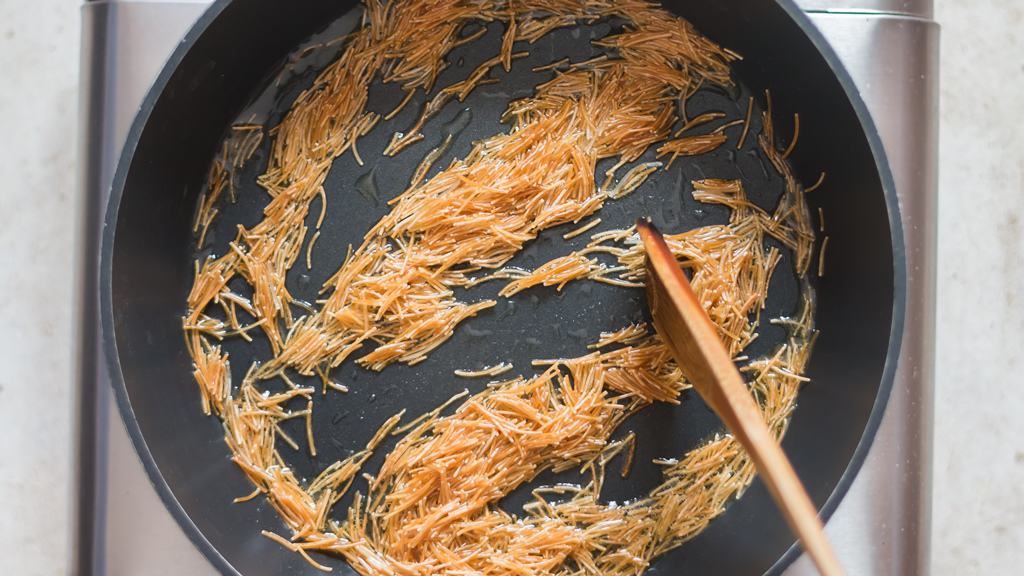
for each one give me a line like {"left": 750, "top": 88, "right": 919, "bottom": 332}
{"left": 638, "top": 220, "right": 844, "bottom": 576}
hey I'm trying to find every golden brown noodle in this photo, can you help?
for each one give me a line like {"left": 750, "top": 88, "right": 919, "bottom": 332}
{"left": 657, "top": 133, "right": 728, "bottom": 169}
{"left": 806, "top": 170, "right": 827, "bottom": 193}
{"left": 589, "top": 323, "right": 649, "bottom": 349}
{"left": 818, "top": 235, "right": 830, "bottom": 277}
{"left": 563, "top": 218, "right": 602, "bottom": 240}
{"left": 782, "top": 112, "right": 801, "bottom": 159}
{"left": 737, "top": 95, "right": 754, "bottom": 149}
{"left": 306, "top": 230, "right": 321, "bottom": 271}
{"left": 454, "top": 363, "right": 515, "bottom": 378}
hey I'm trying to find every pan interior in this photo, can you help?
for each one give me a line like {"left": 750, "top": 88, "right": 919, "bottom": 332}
{"left": 108, "top": 2, "right": 894, "bottom": 575}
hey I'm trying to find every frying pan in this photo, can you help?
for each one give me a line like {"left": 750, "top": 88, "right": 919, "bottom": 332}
{"left": 100, "top": 1, "right": 904, "bottom": 574}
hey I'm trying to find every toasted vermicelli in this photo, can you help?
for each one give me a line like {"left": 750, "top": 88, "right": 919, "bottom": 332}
{"left": 265, "top": 57, "right": 731, "bottom": 376}
{"left": 656, "top": 133, "right": 728, "bottom": 168}
{"left": 454, "top": 362, "right": 515, "bottom": 378}
{"left": 194, "top": 124, "right": 263, "bottom": 248}
{"left": 589, "top": 323, "right": 649, "bottom": 349}
{"left": 496, "top": 174, "right": 809, "bottom": 359}
{"left": 256, "top": 288, "right": 813, "bottom": 576}
{"left": 563, "top": 217, "right": 602, "bottom": 240}
{"left": 182, "top": 1, "right": 819, "bottom": 574}
{"left": 186, "top": 0, "right": 737, "bottom": 384}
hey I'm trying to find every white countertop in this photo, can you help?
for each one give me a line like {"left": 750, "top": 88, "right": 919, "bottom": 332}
{"left": 931, "top": 0, "right": 1024, "bottom": 571}
{"left": 0, "top": 0, "right": 1020, "bottom": 574}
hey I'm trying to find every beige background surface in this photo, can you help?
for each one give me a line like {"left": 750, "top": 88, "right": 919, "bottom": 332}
{"left": 931, "top": 0, "right": 1024, "bottom": 571}
{"left": 0, "top": 1, "right": 1020, "bottom": 574}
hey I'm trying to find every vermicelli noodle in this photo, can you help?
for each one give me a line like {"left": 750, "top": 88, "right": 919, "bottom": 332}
{"left": 180, "top": 1, "right": 822, "bottom": 573}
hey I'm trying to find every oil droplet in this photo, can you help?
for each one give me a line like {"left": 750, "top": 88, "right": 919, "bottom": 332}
{"left": 499, "top": 300, "right": 517, "bottom": 319}
{"left": 355, "top": 166, "right": 380, "bottom": 204}
{"left": 661, "top": 191, "right": 682, "bottom": 228}
{"left": 746, "top": 148, "right": 769, "bottom": 179}
{"left": 465, "top": 325, "right": 493, "bottom": 338}
{"left": 442, "top": 108, "right": 473, "bottom": 139}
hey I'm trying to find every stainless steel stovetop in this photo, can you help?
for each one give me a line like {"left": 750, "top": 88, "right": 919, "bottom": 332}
{"left": 75, "top": 1, "right": 937, "bottom": 574}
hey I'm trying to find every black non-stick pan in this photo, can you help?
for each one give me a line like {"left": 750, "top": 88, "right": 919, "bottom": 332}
{"left": 101, "top": 1, "right": 904, "bottom": 574}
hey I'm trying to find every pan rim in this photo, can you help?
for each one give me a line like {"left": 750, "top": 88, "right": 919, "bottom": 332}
{"left": 98, "top": 1, "right": 907, "bottom": 574}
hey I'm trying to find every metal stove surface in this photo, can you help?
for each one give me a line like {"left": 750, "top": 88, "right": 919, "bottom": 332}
{"left": 75, "top": 2, "right": 937, "bottom": 574}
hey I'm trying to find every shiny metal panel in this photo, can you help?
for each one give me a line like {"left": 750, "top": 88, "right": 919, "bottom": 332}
{"left": 77, "top": 4, "right": 218, "bottom": 575}
{"left": 795, "top": 0, "right": 933, "bottom": 18}
{"left": 78, "top": 2, "right": 936, "bottom": 574}
{"left": 784, "top": 13, "right": 938, "bottom": 575}
{"left": 75, "top": 7, "right": 109, "bottom": 575}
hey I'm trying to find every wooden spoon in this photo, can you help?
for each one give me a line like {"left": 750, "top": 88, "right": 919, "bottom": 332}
{"left": 637, "top": 219, "right": 844, "bottom": 576}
